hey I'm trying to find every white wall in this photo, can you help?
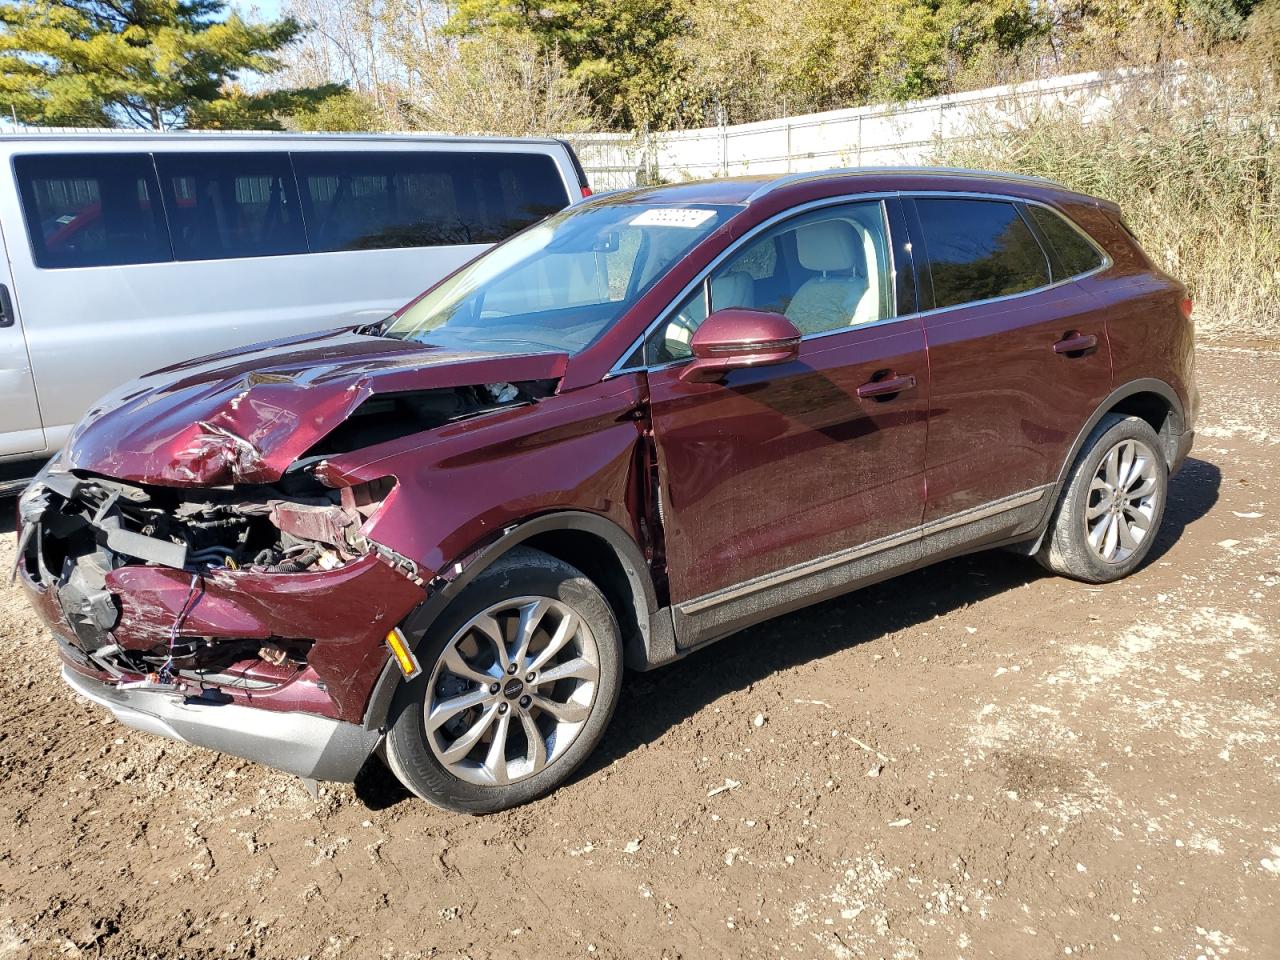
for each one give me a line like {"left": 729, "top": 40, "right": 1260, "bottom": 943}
{"left": 571, "top": 68, "right": 1144, "bottom": 190}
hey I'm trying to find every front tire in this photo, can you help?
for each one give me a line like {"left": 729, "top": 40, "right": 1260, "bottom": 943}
{"left": 385, "top": 547, "right": 622, "bottom": 814}
{"left": 1036, "top": 414, "right": 1168, "bottom": 583}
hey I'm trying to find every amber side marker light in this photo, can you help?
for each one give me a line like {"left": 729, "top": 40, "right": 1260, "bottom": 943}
{"left": 386, "top": 628, "right": 422, "bottom": 680}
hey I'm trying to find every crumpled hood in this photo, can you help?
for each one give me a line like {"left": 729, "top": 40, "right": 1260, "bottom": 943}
{"left": 64, "top": 327, "right": 568, "bottom": 487}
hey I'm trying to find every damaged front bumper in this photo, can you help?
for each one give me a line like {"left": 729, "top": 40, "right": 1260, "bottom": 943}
{"left": 60, "top": 663, "right": 380, "bottom": 781}
{"left": 18, "top": 463, "right": 429, "bottom": 779}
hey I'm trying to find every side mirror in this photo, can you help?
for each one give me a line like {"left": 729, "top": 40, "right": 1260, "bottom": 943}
{"left": 679, "top": 308, "right": 802, "bottom": 383}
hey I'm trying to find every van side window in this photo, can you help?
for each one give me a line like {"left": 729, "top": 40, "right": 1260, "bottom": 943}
{"left": 292, "top": 151, "right": 569, "bottom": 252}
{"left": 154, "top": 153, "right": 306, "bottom": 261}
{"left": 15, "top": 154, "right": 171, "bottom": 269}
{"left": 914, "top": 198, "right": 1050, "bottom": 309}
{"left": 1024, "top": 205, "right": 1105, "bottom": 279}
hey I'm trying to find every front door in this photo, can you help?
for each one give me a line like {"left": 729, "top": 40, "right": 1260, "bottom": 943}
{"left": 908, "top": 196, "right": 1114, "bottom": 522}
{"left": 643, "top": 199, "right": 929, "bottom": 606}
{"left": 0, "top": 217, "right": 46, "bottom": 457}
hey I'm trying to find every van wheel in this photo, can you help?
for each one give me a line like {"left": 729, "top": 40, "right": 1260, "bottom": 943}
{"left": 385, "top": 547, "right": 622, "bottom": 814}
{"left": 1037, "top": 414, "right": 1168, "bottom": 583}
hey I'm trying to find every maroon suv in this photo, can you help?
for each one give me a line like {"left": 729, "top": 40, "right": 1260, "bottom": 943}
{"left": 17, "top": 168, "right": 1197, "bottom": 812}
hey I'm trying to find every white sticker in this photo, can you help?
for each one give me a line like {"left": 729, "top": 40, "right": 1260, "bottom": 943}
{"left": 630, "top": 208, "right": 716, "bottom": 228}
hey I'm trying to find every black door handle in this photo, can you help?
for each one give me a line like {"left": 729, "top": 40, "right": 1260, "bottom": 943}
{"left": 0, "top": 284, "right": 13, "bottom": 328}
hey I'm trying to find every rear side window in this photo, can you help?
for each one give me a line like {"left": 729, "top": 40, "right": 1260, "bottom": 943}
{"left": 154, "top": 153, "right": 306, "bottom": 261}
{"left": 15, "top": 154, "right": 171, "bottom": 269}
{"left": 293, "top": 151, "right": 569, "bottom": 252}
{"left": 1025, "top": 205, "right": 1104, "bottom": 279}
{"left": 915, "top": 198, "right": 1050, "bottom": 309}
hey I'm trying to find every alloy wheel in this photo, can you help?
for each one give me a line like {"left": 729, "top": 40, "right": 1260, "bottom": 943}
{"left": 423, "top": 596, "right": 600, "bottom": 786}
{"left": 1085, "top": 437, "right": 1160, "bottom": 564}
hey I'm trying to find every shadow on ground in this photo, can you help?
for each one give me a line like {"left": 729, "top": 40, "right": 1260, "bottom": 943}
{"left": 356, "top": 456, "right": 1220, "bottom": 809}
{"left": 0, "top": 458, "right": 1223, "bottom": 809}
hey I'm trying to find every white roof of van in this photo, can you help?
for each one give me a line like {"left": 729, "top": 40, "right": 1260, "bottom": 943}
{"left": 0, "top": 129, "right": 566, "bottom": 146}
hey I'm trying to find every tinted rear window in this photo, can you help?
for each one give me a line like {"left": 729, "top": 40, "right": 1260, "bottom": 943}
{"left": 915, "top": 198, "right": 1051, "bottom": 309}
{"left": 15, "top": 154, "right": 171, "bottom": 269}
{"left": 1025, "top": 204, "right": 1104, "bottom": 279}
{"left": 293, "top": 151, "right": 569, "bottom": 252}
{"left": 154, "top": 152, "right": 307, "bottom": 261}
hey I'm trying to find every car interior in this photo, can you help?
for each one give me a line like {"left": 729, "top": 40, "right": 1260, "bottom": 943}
{"left": 653, "top": 204, "right": 894, "bottom": 363}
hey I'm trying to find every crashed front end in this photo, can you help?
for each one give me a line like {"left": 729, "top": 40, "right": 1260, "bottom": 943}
{"left": 16, "top": 333, "right": 570, "bottom": 782}
{"left": 17, "top": 465, "right": 426, "bottom": 781}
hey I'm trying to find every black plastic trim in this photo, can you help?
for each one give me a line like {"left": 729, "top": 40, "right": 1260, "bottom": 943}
{"left": 0, "top": 283, "right": 14, "bottom": 328}
{"left": 362, "top": 510, "right": 664, "bottom": 731}
{"left": 1024, "top": 377, "right": 1187, "bottom": 555}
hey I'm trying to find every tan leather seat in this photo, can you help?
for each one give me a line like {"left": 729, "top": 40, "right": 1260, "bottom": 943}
{"left": 785, "top": 220, "right": 877, "bottom": 334}
{"left": 662, "top": 269, "right": 756, "bottom": 356}
{"left": 710, "top": 269, "right": 754, "bottom": 311}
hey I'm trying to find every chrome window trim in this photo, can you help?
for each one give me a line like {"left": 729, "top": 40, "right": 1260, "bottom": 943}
{"left": 1017, "top": 198, "right": 1112, "bottom": 283}
{"left": 606, "top": 187, "right": 1113, "bottom": 376}
{"left": 610, "top": 192, "right": 902, "bottom": 376}
{"left": 901, "top": 191, "right": 1113, "bottom": 321}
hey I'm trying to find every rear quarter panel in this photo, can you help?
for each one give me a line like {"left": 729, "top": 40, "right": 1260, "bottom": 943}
{"left": 1066, "top": 201, "right": 1197, "bottom": 431}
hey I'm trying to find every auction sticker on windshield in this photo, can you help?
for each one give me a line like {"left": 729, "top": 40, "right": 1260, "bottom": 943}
{"left": 630, "top": 208, "right": 718, "bottom": 228}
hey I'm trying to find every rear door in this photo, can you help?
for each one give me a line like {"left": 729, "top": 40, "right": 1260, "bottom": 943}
{"left": 644, "top": 198, "right": 928, "bottom": 606}
{"left": 0, "top": 211, "right": 47, "bottom": 457}
{"left": 908, "top": 195, "right": 1113, "bottom": 522}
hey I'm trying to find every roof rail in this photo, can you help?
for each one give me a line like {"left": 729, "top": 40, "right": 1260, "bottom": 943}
{"left": 745, "top": 166, "right": 1065, "bottom": 202}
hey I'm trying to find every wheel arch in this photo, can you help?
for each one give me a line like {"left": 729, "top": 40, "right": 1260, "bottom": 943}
{"left": 361, "top": 511, "right": 672, "bottom": 732}
{"left": 1020, "top": 377, "right": 1184, "bottom": 556}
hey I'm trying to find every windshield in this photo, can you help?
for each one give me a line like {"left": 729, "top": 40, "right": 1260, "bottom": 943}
{"left": 383, "top": 201, "right": 740, "bottom": 354}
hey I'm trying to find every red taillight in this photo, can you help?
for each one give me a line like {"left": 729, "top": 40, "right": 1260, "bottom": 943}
{"left": 1180, "top": 297, "right": 1193, "bottom": 320}
{"left": 580, "top": 185, "right": 593, "bottom": 198}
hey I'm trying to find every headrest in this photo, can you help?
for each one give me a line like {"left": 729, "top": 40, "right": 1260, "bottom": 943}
{"left": 711, "top": 270, "right": 753, "bottom": 310}
{"left": 795, "top": 220, "right": 861, "bottom": 274}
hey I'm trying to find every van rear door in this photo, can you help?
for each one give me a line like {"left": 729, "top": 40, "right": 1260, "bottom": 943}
{"left": 0, "top": 216, "right": 46, "bottom": 457}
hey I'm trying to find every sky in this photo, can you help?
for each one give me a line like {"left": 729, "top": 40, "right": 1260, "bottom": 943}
{"left": 228, "top": 0, "right": 283, "bottom": 22}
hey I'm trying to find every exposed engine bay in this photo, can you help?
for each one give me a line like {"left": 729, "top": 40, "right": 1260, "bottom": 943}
{"left": 16, "top": 379, "right": 551, "bottom": 686}
{"left": 18, "top": 465, "right": 401, "bottom": 678}
{"left": 302, "top": 380, "right": 548, "bottom": 458}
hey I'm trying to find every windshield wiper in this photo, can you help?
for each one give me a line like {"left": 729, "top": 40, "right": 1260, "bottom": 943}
{"left": 355, "top": 315, "right": 393, "bottom": 337}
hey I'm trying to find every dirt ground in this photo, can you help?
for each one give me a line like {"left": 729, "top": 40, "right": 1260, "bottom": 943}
{"left": 0, "top": 343, "right": 1276, "bottom": 960}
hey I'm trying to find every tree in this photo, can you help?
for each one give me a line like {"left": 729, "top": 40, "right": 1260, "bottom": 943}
{"left": 391, "top": 32, "right": 603, "bottom": 135}
{"left": 289, "top": 87, "right": 384, "bottom": 131}
{"left": 444, "top": 0, "right": 686, "bottom": 129}
{"left": 675, "top": 0, "right": 1047, "bottom": 124}
{"left": 0, "top": 0, "right": 342, "bottom": 129}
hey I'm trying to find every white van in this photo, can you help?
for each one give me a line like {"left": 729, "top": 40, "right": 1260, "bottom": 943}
{"left": 0, "top": 132, "right": 589, "bottom": 492}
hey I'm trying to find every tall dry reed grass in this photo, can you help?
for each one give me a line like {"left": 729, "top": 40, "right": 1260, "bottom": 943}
{"left": 936, "top": 52, "right": 1279, "bottom": 340}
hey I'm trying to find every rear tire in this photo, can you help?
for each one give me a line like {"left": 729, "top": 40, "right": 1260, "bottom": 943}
{"left": 1036, "top": 414, "right": 1168, "bottom": 583}
{"left": 385, "top": 547, "right": 622, "bottom": 814}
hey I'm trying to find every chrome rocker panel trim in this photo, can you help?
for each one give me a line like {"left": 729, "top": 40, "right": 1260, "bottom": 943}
{"left": 670, "top": 484, "right": 1055, "bottom": 653}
